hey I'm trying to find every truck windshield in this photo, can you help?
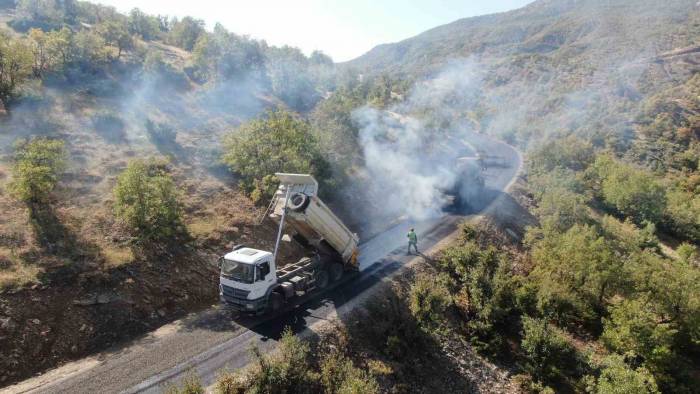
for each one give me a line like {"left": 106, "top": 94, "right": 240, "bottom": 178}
{"left": 220, "top": 259, "right": 255, "bottom": 284}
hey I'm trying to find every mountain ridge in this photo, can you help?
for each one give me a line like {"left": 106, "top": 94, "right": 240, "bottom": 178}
{"left": 346, "top": 0, "right": 698, "bottom": 78}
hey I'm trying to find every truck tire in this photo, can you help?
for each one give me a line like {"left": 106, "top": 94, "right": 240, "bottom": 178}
{"left": 288, "top": 193, "right": 310, "bottom": 212}
{"left": 315, "top": 270, "right": 329, "bottom": 289}
{"left": 329, "top": 263, "right": 343, "bottom": 282}
{"left": 269, "top": 292, "right": 283, "bottom": 312}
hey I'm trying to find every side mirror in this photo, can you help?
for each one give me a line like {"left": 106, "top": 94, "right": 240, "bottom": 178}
{"left": 217, "top": 256, "right": 224, "bottom": 268}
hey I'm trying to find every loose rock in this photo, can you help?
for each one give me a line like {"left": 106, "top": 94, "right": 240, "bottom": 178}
{"left": 73, "top": 295, "right": 98, "bottom": 306}
{"left": 0, "top": 317, "right": 16, "bottom": 332}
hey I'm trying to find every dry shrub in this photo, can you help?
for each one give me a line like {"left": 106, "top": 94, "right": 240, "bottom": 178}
{"left": 164, "top": 371, "right": 204, "bottom": 394}
{"left": 215, "top": 371, "right": 248, "bottom": 394}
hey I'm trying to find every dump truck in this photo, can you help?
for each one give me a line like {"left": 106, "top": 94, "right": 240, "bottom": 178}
{"left": 218, "top": 173, "right": 360, "bottom": 314}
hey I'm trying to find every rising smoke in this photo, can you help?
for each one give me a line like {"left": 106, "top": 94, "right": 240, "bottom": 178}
{"left": 347, "top": 0, "right": 685, "bottom": 224}
{"left": 0, "top": 57, "right": 273, "bottom": 176}
{"left": 352, "top": 59, "right": 484, "bottom": 220}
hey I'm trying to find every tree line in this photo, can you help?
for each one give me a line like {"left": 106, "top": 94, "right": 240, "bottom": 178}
{"left": 0, "top": 0, "right": 338, "bottom": 111}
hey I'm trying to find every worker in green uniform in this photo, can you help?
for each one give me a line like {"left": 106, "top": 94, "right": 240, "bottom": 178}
{"left": 407, "top": 228, "right": 419, "bottom": 255}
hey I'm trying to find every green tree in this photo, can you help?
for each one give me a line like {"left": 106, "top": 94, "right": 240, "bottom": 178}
{"left": 190, "top": 26, "right": 265, "bottom": 83}
{"left": 409, "top": 273, "right": 452, "bottom": 330}
{"left": 601, "top": 299, "right": 677, "bottom": 374}
{"left": 15, "top": 0, "right": 45, "bottom": 21}
{"left": 586, "top": 355, "right": 660, "bottom": 394}
{"left": 632, "top": 254, "right": 700, "bottom": 353}
{"left": 215, "top": 328, "right": 378, "bottom": 394}
{"left": 535, "top": 186, "right": 591, "bottom": 232}
{"left": 74, "top": 2, "right": 120, "bottom": 25}
{"left": 527, "top": 166, "right": 586, "bottom": 201}
{"left": 167, "top": 16, "right": 205, "bottom": 51}
{"left": 528, "top": 135, "right": 594, "bottom": 174}
{"left": 439, "top": 242, "right": 519, "bottom": 352}
{"left": 143, "top": 49, "right": 165, "bottom": 72}
{"left": 14, "top": 0, "right": 72, "bottom": 27}
{"left": 602, "top": 168, "right": 666, "bottom": 225}
{"left": 97, "top": 19, "right": 133, "bottom": 58}
{"left": 665, "top": 188, "right": 700, "bottom": 241}
{"left": 190, "top": 34, "right": 217, "bottom": 81}
{"left": 46, "top": 27, "right": 72, "bottom": 67}
{"left": 128, "top": 8, "right": 160, "bottom": 40}
{"left": 266, "top": 46, "right": 319, "bottom": 111}
{"left": 309, "top": 50, "right": 333, "bottom": 66}
{"left": 319, "top": 351, "right": 379, "bottom": 394}
{"left": 164, "top": 372, "right": 204, "bottom": 394}
{"left": 526, "top": 224, "right": 626, "bottom": 325}
{"left": 0, "top": 33, "right": 33, "bottom": 107}
{"left": 587, "top": 155, "right": 666, "bottom": 225}
{"left": 521, "top": 316, "right": 577, "bottom": 382}
{"left": 247, "top": 328, "right": 319, "bottom": 393}
{"left": 69, "top": 30, "right": 109, "bottom": 69}
{"left": 677, "top": 242, "right": 698, "bottom": 264}
{"left": 9, "top": 138, "right": 66, "bottom": 204}
{"left": 368, "top": 74, "right": 393, "bottom": 108}
{"left": 221, "top": 109, "right": 331, "bottom": 202}
{"left": 310, "top": 89, "right": 363, "bottom": 170}
{"left": 594, "top": 217, "right": 659, "bottom": 264}
{"left": 28, "top": 28, "right": 57, "bottom": 77}
{"left": 113, "top": 159, "right": 184, "bottom": 242}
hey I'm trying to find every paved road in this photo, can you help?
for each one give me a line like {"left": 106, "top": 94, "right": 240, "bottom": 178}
{"left": 3, "top": 132, "right": 521, "bottom": 394}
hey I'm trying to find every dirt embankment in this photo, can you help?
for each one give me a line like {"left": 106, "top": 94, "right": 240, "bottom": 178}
{"left": 0, "top": 251, "right": 217, "bottom": 386}
{"left": 0, "top": 205, "right": 305, "bottom": 388}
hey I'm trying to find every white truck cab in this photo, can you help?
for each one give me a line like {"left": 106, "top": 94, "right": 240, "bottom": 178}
{"left": 219, "top": 247, "right": 277, "bottom": 313}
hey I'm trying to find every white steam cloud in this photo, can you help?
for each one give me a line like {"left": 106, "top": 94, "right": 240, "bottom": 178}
{"left": 352, "top": 59, "right": 483, "bottom": 220}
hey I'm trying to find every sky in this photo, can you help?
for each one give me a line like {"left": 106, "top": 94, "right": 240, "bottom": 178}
{"left": 95, "top": 0, "right": 533, "bottom": 62}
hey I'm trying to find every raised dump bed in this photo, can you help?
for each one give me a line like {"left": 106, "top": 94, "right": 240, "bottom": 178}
{"left": 270, "top": 173, "right": 359, "bottom": 267}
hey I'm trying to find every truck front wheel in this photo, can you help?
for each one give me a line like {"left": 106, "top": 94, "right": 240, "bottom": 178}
{"left": 269, "top": 292, "right": 283, "bottom": 312}
{"left": 329, "top": 263, "right": 343, "bottom": 282}
{"left": 315, "top": 270, "right": 329, "bottom": 289}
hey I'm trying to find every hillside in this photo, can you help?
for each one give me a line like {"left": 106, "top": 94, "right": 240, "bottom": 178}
{"left": 348, "top": 0, "right": 700, "bottom": 149}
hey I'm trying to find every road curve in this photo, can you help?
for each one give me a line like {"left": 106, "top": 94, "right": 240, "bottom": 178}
{"left": 2, "top": 132, "right": 521, "bottom": 394}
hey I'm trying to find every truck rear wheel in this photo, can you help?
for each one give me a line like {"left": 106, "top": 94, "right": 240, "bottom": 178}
{"left": 329, "top": 263, "right": 343, "bottom": 282}
{"left": 315, "top": 270, "right": 329, "bottom": 289}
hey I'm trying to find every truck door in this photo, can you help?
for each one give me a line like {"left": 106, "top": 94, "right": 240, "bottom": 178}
{"left": 256, "top": 261, "right": 274, "bottom": 285}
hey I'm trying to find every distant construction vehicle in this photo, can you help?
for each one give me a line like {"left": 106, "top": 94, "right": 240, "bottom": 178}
{"left": 218, "top": 173, "right": 359, "bottom": 315}
{"left": 476, "top": 149, "right": 507, "bottom": 169}
{"left": 443, "top": 157, "right": 486, "bottom": 211}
